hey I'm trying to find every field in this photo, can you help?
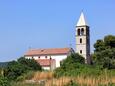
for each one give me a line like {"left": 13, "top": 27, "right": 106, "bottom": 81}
{"left": 10, "top": 70, "right": 115, "bottom": 86}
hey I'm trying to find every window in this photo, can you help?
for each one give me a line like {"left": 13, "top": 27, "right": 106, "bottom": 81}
{"left": 77, "top": 29, "right": 80, "bottom": 35}
{"left": 81, "top": 28, "right": 84, "bottom": 35}
{"left": 80, "top": 50, "right": 82, "bottom": 54}
{"left": 80, "top": 38, "right": 82, "bottom": 43}
{"left": 45, "top": 56, "right": 47, "bottom": 59}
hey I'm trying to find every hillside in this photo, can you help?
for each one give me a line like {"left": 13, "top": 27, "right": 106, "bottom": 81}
{"left": 0, "top": 62, "right": 8, "bottom": 68}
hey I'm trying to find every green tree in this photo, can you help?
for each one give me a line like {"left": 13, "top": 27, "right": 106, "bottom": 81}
{"left": 4, "top": 61, "right": 28, "bottom": 80}
{"left": 104, "top": 35, "right": 115, "bottom": 48}
{"left": 61, "top": 53, "right": 85, "bottom": 69}
{"left": 18, "top": 57, "right": 42, "bottom": 71}
{"left": 4, "top": 57, "right": 42, "bottom": 80}
{"left": 54, "top": 53, "right": 85, "bottom": 77}
{"left": 93, "top": 35, "right": 115, "bottom": 69}
{"left": 94, "top": 39, "right": 106, "bottom": 52}
{"left": 0, "top": 76, "right": 10, "bottom": 86}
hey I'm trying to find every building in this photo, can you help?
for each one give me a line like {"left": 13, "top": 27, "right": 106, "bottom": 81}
{"left": 75, "top": 12, "right": 91, "bottom": 64}
{"left": 24, "top": 12, "right": 91, "bottom": 70}
{"left": 24, "top": 48, "right": 74, "bottom": 70}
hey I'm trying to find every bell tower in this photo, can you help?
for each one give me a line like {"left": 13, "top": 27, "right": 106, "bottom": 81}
{"left": 75, "top": 12, "right": 91, "bottom": 64}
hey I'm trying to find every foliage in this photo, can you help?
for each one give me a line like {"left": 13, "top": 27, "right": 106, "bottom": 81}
{"left": 55, "top": 63, "right": 104, "bottom": 78}
{"left": 0, "top": 62, "right": 8, "bottom": 68}
{"left": 94, "top": 39, "right": 106, "bottom": 52}
{"left": 93, "top": 35, "right": 115, "bottom": 69}
{"left": 104, "top": 35, "right": 115, "bottom": 48}
{"left": 4, "top": 61, "right": 28, "bottom": 80}
{"left": 4, "top": 57, "right": 42, "bottom": 81}
{"left": 18, "top": 57, "right": 42, "bottom": 71}
{"left": 0, "top": 76, "right": 10, "bottom": 86}
{"left": 61, "top": 53, "right": 85, "bottom": 66}
{"left": 16, "top": 71, "right": 35, "bottom": 81}
{"left": 54, "top": 53, "right": 86, "bottom": 77}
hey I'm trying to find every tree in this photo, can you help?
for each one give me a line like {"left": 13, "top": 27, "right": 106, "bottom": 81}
{"left": 4, "top": 57, "right": 42, "bottom": 80}
{"left": 94, "top": 39, "right": 106, "bottom": 52}
{"left": 54, "top": 53, "right": 85, "bottom": 77}
{"left": 0, "top": 76, "right": 10, "bottom": 86}
{"left": 18, "top": 57, "right": 42, "bottom": 71}
{"left": 60, "top": 53, "right": 84, "bottom": 72}
{"left": 61, "top": 53, "right": 85, "bottom": 67}
{"left": 104, "top": 35, "right": 115, "bottom": 48}
{"left": 4, "top": 61, "right": 28, "bottom": 80}
{"left": 93, "top": 35, "right": 115, "bottom": 69}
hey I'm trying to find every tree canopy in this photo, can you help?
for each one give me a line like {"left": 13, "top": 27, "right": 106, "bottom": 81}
{"left": 54, "top": 53, "right": 85, "bottom": 77}
{"left": 4, "top": 57, "right": 42, "bottom": 80}
{"left": 93, "top": 35, "right": 115, "bottom": 69}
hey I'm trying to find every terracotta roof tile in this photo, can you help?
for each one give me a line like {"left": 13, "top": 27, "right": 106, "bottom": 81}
{"left": 25, "top": 48, "right": 71, "bottom": 56}
{"left": 36, "top": 59, "right": 55, "bottom": 67}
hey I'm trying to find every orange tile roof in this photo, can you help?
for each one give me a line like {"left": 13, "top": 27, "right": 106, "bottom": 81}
{"left": 25, "top": 48, "right": 71, "bottom": 56}
{"left": 36, "top": 59, "right": 55, "bottom": 67}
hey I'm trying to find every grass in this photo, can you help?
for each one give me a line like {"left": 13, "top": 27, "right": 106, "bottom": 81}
{"left": 10, "top": 82, "right": 41, "bottom": 86}
{"left": 30, "top": 70, "right": 115, "bottom": 86}
{"left": 32, "top": 71, "right": 53, "bottom": 80}
{"left": 8, "top": 70, "right": 115, "bottom": 86}
{"left": 45, "top": 76, "right": 115, "bottom": 86}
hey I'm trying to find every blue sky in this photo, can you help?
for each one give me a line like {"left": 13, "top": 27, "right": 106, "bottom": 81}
{"left": 0, "top": 0, "right": 115, "bottom": 62}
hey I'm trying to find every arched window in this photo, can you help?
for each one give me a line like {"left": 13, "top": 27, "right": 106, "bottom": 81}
{"left": 81, "top": 28, "right": 84, "bottom": 35}
{"left": 80, "top": 38, "right": 82, "bottom": 43}
{"left": 77, "top": 29, "right": 80, "bottom": 35}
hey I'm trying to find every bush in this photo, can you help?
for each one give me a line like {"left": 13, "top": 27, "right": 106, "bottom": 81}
{"left": 4, "top": 61, "right": 28, "bottom": 80}
{"left": 4, "top": 57, "right": 42, "bottom": 81}
{"left": 54, "top": 53, "right": 85, "bottom": 77}
{"left": 16, "top": 71, "right": 35, "bottom": 81}
{"left": 18, "top": 57, "right": 42, "bottom": 71}
{"left": 0, "top": 76, "right": 10, "bottom": 86}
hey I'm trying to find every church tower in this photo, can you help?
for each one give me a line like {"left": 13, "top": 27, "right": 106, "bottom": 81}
{"left": 75, "top": 12, "right": 91, "bottom": 64}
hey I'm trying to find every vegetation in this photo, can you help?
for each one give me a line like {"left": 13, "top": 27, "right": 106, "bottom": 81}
{"left": 93, "top": 35, "right": 115, "bottom": 69}
{"left": 4, "top": 57, "right": 42, "bottom": 81}
{"left": 0, "top": 76, "right": 10, "bottom": 86}
{"left": 0, "top": 35, "right": 115, "bottom": 86}
{"left": 0, "top": 62, "right": 8, "bottom": 68}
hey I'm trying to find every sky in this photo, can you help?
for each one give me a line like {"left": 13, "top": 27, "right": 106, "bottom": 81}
{"left": 0, "top": 0, "right": 115, "bottom": 62}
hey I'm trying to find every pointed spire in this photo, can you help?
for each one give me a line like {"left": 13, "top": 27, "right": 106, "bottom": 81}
{"left": 76, "top": 12, "right": 88, "bottom": 26}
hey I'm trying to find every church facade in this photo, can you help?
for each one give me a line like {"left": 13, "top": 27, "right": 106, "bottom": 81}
{"left": 24, "top": 48, "right": 74, "bottom": 70}
{"left": 24, "top": 12, "right": 91, "bottom": 70}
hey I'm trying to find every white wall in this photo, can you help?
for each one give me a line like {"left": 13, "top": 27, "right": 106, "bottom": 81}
{"left": 25, "top": 54, "right": 68, "bottom": 68}
{"left": 43, "top": 67, "right": 50, "bottom": 70}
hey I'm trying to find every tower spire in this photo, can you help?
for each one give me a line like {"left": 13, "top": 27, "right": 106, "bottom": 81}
{"left": 76, "top": 12, "right": 87, "bottom": 26}
{"left": 75, "top": 12, "right": 91, "bottom": 64}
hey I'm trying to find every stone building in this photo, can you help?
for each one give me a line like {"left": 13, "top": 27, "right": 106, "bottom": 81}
{"left": 75, "top": 12, "right": 91, "bottom": 64}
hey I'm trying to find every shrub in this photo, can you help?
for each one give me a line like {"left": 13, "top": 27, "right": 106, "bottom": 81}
{"left": 18, "top": 57, "right": 42, "bottom": 71}
{"left": 0, "top": 76, "right": 10, "bottom": 86}
{"left": 4, "top": 57, "right": 42, "bottom": 81}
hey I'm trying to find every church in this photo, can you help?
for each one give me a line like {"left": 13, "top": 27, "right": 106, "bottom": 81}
{"left": 24, "top": 12, "right": 91, "bottom": 70}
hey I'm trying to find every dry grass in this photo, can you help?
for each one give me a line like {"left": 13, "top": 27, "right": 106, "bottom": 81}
{"left": 45, "top": 76, "right": 72, "bottom": 86}
{"left": 30, "top": 71, "right": 115, "bottom": 86}
{"left": 32, "top": 71, "right": 53, "bottom": 81}
{"left": 45, "top": 76, "right": 115, "bottom": 86}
